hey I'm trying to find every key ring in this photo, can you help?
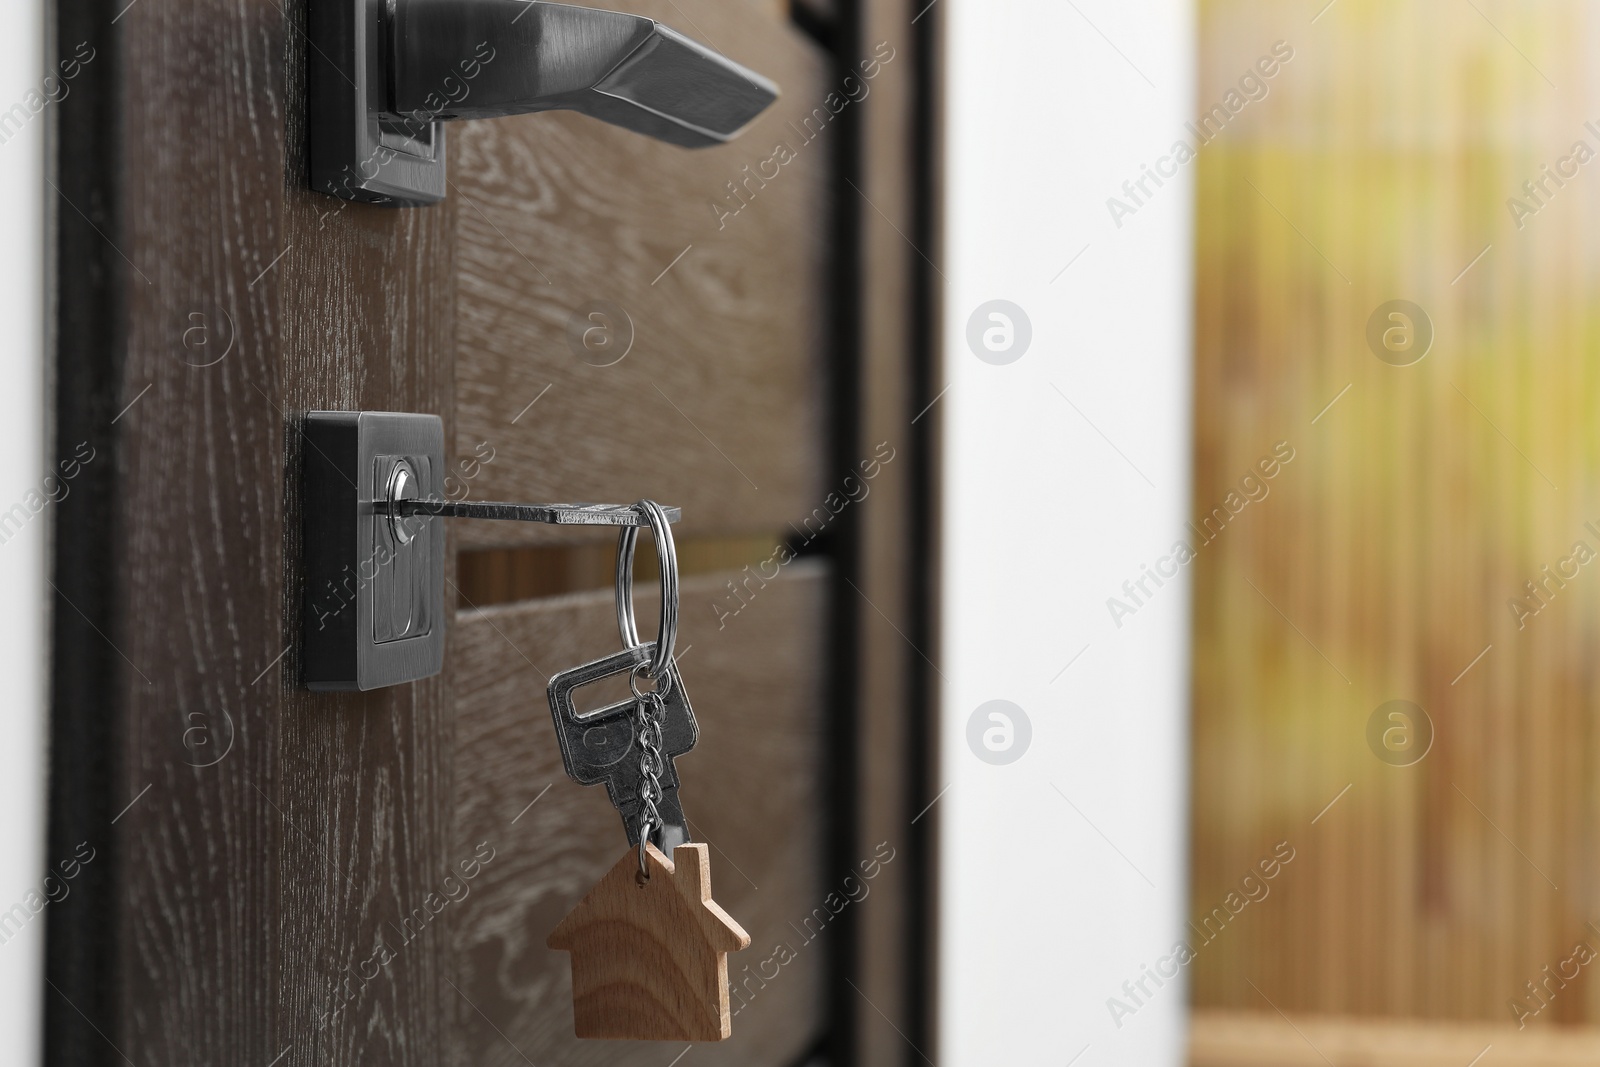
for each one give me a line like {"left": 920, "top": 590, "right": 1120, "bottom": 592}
{"left": 636, "top": 821, "right": 653, "bottom": 886}
{"left": 614, "top": 499, "right": 679, "bottom": 679}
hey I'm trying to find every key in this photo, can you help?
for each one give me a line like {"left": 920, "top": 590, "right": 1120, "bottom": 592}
{"left": 547, "top": 642, "right": 698, "bottom": 850}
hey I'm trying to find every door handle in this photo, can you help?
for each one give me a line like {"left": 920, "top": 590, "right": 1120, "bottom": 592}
{"left": 308, "top": 0, "right": 781, "bottom": 207}
{"left": 393, "top": 1, "right": 778, "bottom": 146}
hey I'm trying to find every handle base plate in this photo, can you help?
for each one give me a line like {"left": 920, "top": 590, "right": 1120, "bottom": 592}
{"left": 307, "top": 0, "right": 446, "bottom": 206}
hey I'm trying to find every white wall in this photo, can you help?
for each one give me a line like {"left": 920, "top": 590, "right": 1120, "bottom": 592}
{"left": 0, "top": 0, "right": 49, "bottom": 1061}
{"left": 940, "top": 1, "right": 1194, "bottom": 1063}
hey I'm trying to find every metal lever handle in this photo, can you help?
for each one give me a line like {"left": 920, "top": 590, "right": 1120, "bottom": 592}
{"left": 307, "top": 0, "right": 779, "bottom": 204}
{"left": 391, "top": 0, "right": 779, "bottom": 148}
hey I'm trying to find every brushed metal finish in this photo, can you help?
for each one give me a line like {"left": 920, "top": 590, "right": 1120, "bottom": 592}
{"left": 546, "top": 642, "right": 698, "bottom": 851}
{"left": 301, "top": 411, "right": 447, "bottom": 691}
{"left": 309, "top": 0, "right": 779, "bottom": 205}
{"left": 393, "top": 0, "right": 778, "bottom": 145}
{"left": 305, "top": 411, "right": 687, "bottom": 690}
{"left": 379, "top": 498, "right": 682, "bottom": 525}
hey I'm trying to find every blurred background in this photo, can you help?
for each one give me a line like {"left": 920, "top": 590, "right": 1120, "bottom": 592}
{"left": 1191, "top": 0, "right": 1600, "bottom": 1046}
{"left": 948, "top": 0, "right": 1600, "bottom": 1063}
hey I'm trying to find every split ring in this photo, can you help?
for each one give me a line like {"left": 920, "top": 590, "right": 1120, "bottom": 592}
{"left": 628, "top": 660, "right": 672, "bottom": 700}
{"left": 636, "top": 822, "right": 653, "bottom": 886}
{"left": 614, "top": 499, "right": 679, "bottom": 678}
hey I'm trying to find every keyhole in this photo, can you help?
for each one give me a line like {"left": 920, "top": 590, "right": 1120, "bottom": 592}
{"left": 386, "top": 459, "right": 418, "bottom": 546}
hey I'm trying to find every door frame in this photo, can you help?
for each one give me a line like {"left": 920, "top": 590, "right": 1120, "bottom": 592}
{"left": 0, "top": 0, "right": 51, "bottom": 1059}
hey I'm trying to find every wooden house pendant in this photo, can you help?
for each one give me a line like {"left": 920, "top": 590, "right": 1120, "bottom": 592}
{"left": 548, "top": 841, "right": 751, "bottom": 1041}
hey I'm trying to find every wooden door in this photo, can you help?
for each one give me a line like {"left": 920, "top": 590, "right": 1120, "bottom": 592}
{"left": 43, "top": 0, "right": 936, "bottom": 1064}
{"left": 446, "top": 2, "right": 831, "bottom": 1063}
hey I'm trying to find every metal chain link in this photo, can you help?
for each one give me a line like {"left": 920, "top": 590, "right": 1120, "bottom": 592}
{"left": 621, "top": 498, "right": 680, "bottom": 885}
{"left": 633, "top": 687, "right": 668, "bottom": 883}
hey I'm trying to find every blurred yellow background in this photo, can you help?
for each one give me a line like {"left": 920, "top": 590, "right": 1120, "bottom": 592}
{"left": 1191, "top": 0, "right": 1600, "bottom": 1058}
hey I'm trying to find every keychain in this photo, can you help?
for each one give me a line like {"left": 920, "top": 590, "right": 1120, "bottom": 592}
{"left": 546, "top": 499, "right": 750, "bottom": 1041}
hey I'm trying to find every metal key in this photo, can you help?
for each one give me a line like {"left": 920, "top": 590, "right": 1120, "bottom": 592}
{"left": 546, "top": 642, "right": 698, "bottom": 850}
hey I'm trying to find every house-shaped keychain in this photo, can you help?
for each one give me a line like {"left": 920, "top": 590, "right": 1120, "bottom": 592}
{"left": 548, "top": 841, "right": 751, "bottom": 1040}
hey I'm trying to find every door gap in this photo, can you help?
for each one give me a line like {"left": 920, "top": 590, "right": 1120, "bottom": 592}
{"left": 457, "top": 533, "right": 799, "bottom": 608}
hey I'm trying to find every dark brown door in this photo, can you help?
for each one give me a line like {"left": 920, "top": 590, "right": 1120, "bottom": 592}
{"left": 45, "top": 0, "right": 935, "bottom": 1064}
{"left": 446, "top": 2, "right": 832, "bottom": 1063}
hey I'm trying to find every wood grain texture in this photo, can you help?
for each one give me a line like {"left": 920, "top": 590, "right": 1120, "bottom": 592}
{"left": 110, "top": 0, "right": 456, "bottom": 1062}
{"left": 452, "top": 0, "right": 831, "bottom": 549}
{"left": 112, "top": 0, "right": 289, "bottom": 1060}
{"left": 1189, "top": 1010, "right": 1600, "bottom": 1067}
{"left": 91, "top": 0, "right": 921, "bottom": 1062}
{"left": 272, "top": 161, "right": 458, "bottom": 1064}
{"left": 548, "top": 842, "right": 751, "bottom": 1041}
{"left": 452, "top": 566, "right": 828, "bottom": 1066}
